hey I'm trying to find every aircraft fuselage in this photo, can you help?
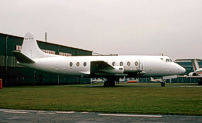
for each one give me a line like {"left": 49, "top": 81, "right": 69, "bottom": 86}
{"left": 21, "top": 55, "right": 185, "bottom": 77}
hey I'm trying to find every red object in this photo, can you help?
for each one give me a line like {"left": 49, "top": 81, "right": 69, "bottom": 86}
{"left": 0, "top": 79, "right": 2, "bottom": 89}
{"left": 127, "top": 80, "right": 138, "bottom": 83}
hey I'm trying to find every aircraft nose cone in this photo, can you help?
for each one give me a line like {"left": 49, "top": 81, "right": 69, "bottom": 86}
{"left": 179, "top": 66, "right": 186, "bottom": 74}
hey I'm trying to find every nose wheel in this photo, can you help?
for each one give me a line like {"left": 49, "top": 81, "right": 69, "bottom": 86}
{"left": 161, "top": 82, "right": 165, "bottom": 87}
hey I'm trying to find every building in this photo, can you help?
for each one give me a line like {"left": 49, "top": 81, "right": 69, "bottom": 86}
{"left": 0, "top": 33, "right": 92, "bottom": 86}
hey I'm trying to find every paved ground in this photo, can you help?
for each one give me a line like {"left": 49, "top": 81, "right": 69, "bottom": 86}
{"left": 0, "top": 109, "right": 202, "bottom": 123}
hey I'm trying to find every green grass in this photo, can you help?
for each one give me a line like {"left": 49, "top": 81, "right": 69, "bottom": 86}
{"left": 0, "top": 83, "right": 202, "bottom": 115}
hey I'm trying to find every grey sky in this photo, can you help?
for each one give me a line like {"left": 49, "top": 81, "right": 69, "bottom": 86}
{"left": 1, "top": 0, "right": 202, "bottom": 60}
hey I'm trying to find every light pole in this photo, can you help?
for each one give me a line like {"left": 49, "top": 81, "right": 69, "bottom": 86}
{"left": 5, "top": 36, "right": 9, "bottom": 86}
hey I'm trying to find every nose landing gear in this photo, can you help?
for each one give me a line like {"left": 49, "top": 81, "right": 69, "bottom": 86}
{"left": 161, "top": 82, "right": 165, "bottom": 87}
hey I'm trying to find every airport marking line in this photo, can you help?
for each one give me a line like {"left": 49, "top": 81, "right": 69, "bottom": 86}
{"left": 0, "top": 109, "right": 7, "bottom": 111}
{"left": 81, "top": 112, "right": 89, "bottom": 113}
{"left": 99, "top": 114, "right": 162, "bottom": 118}
{"left": 176, "top": 86, "right": 202, "bottom": 88}
{"left": 4, "top": 110, "right": 28, "bottom": 114}
{"left": 46, "top": 113, "right": 56, "bottom": 115}
{"left": 11, "top": 112, "right": 28, "bottom": 114}
{"left": 7, "top": 117, "right": 20, "bottom": 120}
{"left": 56, "top": 111, "right": 75, "bottom": 114}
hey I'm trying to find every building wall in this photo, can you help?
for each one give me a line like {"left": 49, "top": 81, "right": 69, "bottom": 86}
{"left": 0, "top": 33, "right": 92, "bottom": 86}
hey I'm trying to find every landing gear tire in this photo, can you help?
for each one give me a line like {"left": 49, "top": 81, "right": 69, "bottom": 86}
{"left": 103, "top": 77, "right": 116, "bottom": 87}
{"left": 161, "top": 82, "right": 165, "bottom": 87}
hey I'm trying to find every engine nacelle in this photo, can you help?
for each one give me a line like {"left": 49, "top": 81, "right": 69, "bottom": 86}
{"left": 100, "top": 66, "right": 142, "bottom": 75}
{"left": 189, "top": 72, "right": 197, "bottom": 76}
{"left": 100, "top": 66, "right": 124, "bottom": 74}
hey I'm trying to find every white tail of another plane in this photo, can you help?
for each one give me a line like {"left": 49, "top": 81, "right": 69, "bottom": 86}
{"left": 21, "top": 32, "right": 52, "bottom": 59}
{"left": 191, "top": 59, "right": 200, "bottom": 71}
{"left": 150, "top": 77, "right": 155, "bottom": 81}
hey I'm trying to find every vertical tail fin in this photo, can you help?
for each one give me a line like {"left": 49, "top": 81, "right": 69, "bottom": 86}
{"left": 21, "top": 32, "right": 49, "bottom": 59}
{"left": 191, "top": 59, "right": 200, "bottom": 71}
{"left": 150, "top": 77, "right": 154, "bottom": 81}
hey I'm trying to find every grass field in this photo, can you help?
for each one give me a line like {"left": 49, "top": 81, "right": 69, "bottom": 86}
{"left": 0, "top": 83, "right": 202, "bottom": 115}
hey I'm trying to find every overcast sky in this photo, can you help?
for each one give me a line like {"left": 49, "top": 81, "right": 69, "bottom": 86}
{"left": 1, "top": 0, "right": 202, "bottom": 60}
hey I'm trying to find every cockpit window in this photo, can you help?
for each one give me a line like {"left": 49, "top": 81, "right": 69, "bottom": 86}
{"left": 166, "top": 59, "right": 172, "bottom": 62}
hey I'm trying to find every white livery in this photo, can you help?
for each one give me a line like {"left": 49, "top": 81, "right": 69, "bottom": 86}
{"left": 13, "top": 33, "right": 186, "bottom": 87}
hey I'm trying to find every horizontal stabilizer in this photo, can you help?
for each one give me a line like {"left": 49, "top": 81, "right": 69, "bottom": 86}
{"left": 12, "top": 51, "right": 35, "bottom": 63}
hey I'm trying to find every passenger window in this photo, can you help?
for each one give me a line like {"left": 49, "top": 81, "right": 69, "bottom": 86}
{"left": 120, "top": 62, "right": 123, "bottom": 66}
{"left": 135, "top": 61, "right": 138, "bottom": 66}
{"left": 76, "top": 62, "right": 80, "bottom": 67}
{"left": 69, "top": 62, "right": 73, "bottom": 67}
{"left": 83, "top": 62, "right": 87, "bottom": 66}
{"left": 112, "top": 62, "right": 116, "bottom": 66}
{"left": 127, "top": 61, "right": 130, "bottom": 66}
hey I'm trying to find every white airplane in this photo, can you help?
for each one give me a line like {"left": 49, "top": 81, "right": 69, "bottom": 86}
{"left": 13, "top": 32, "right": 186, "bottom": 87}
{"left": 175, "top": 59, "right": 202, "bottom": 85}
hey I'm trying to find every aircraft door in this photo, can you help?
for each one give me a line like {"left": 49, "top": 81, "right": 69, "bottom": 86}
{"left": 139, "top": 59, "right": 143, "bottom": 71}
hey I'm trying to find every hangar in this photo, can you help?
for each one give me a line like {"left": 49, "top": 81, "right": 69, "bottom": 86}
{"left": 0, "top": 33, "right": 92, "bottom": 86}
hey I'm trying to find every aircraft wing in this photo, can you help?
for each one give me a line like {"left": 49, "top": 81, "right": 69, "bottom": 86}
{"left": 90, "top": 60, "right": 114, "bottom": 74}
{"left": 90, "top": 61, "right": 127, "bottom": 76}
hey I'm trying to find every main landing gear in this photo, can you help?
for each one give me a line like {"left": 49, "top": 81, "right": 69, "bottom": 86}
{"left": 104, "top": 77, "right": 119, "bottom": 87}
{"left": 161, "top": 82, "right": 165, "bottom": 87}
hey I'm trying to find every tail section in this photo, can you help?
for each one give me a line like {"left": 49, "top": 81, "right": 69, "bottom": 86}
{"left": 21, "top": 32, "right": 49, "bottom": 59}
{"left": 150, "top": 77, "right": 155, "bottom": 81}
{"left": 191, "top": 59, "right": 200, "bottom": 72}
